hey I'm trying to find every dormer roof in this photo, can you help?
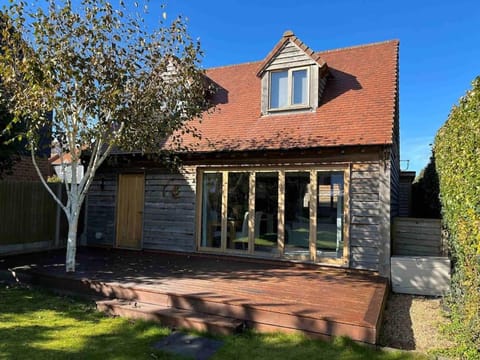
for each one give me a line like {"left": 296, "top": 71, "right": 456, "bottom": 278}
{"left": 256, "top": 30, "right": 327, "bottom": 77}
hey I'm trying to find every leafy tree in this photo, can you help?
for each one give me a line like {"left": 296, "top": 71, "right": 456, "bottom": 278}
{"left": 0, "top": 0, "right": 210, "bottom": 271}
{"left": 0, "top": 104, "right": 21, "bottom": 177}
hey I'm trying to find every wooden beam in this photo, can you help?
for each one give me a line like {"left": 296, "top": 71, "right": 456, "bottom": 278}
{"left": 343, "top": 164, "right": 351, "bottom": 267}
{"left": 277, "top": 170, "right": 285, "bottom": 254}
{"left": 248, "top": 172, "right": 255, "bottom": 254}
{"left": 309, "top": 170, "right": 317, "bottom": 262}
{"left": 221, "top": 171, "right": 228, "bottom": 251}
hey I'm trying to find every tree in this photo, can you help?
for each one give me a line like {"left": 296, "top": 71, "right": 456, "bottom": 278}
{"left": 0, "top": 103, "right": 21, "bottom": 177}
{"left": 0, "top": 0, "right": 210, "bottom": 272}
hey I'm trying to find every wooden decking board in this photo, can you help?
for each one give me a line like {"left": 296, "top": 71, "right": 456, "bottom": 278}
{"left": 3, "top": 248, "right": 387, "bottom": 344}
{"left": 84, "top": 276, "right": 382, "bottom": 327}
{"left": 96, "top": 299, "right": 244, "bottom": 335}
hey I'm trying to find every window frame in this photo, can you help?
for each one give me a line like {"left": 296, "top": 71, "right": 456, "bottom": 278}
{"left": 196, "top": 165, "right": 350, "bottom": 267}
{"left": 268, "top": 67, "right": 310, "bottom": 111}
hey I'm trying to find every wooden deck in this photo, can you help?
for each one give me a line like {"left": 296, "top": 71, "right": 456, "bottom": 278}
{"left": 1, "top": 248, "right": 388, "bottom": 344}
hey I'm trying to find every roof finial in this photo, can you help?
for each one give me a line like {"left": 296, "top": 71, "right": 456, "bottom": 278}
{"left": 283, "top": 30, "right": 294, "bottom": 38}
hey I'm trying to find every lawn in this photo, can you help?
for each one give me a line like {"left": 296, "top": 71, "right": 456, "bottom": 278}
{"left": 0, "top": 284, "right": 427, "bottom": 360}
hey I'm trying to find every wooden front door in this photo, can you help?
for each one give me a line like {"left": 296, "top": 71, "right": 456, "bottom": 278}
{"left": 116, "top": 173, "right": 145, "bottom": 249}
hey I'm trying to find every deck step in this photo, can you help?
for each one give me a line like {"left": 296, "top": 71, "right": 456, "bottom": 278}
{"left": 96, "top": 299, "right": 244, "bottom": 335}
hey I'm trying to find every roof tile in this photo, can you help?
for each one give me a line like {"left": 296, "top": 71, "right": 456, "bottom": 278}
{"left": 171, "top": 39, "right": 399, "bottom": 153}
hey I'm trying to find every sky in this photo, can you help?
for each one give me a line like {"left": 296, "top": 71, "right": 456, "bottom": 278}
{"left": 157, "top": 0, "right": 479, "bottom": 174}
{"left": 2, "top": 0, "right": 478, "bottom": 173}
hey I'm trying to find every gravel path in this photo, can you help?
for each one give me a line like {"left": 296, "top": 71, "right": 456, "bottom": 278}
{"left": 380, "top": 293, "right": 455, "bottom": 353}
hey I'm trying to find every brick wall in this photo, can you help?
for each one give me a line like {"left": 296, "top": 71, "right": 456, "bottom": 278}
{"left": 1, "top": 156, "right": 50, "bottom": 182}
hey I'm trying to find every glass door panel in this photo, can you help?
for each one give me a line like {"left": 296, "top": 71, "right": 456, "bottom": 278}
{"left": 284, "top": 172, "right": 311, "bottom": 256}
{"left": 254, "top": 172, "right": 278, "bottom": 255}
{"left": 227, "top": 172, "right": 250, "bottom": 251}
{"left": 200, "top": 173, "right": 222, "bottom": 248}
{"left": 316, "top": 172, "right": 344, "bottom": 258}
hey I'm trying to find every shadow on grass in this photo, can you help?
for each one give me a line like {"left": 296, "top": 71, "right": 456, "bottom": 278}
{"left": 0, "top": 285, "right": 179, "bottom": 360}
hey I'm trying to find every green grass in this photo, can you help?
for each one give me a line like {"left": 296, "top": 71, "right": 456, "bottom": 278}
{"left": 0, "top": 285, "right": 426, "bottom": 360}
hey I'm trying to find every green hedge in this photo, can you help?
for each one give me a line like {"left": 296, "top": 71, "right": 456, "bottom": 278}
{"left": 434, "top": 76, "right": 480, "bottom": 358}
{"left": 411, "top": 154, "right": 441, "bottom": 219}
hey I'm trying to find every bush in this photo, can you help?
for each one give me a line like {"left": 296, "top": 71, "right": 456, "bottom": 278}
{"left": 434, "top": 76, "right": 480, "bottom": 358}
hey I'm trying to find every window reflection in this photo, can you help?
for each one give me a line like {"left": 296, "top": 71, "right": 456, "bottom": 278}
{"left": 254, "top": 172, "right": 278, "bottom": 254}
{"left": 201, "top": 173, "right": 222, "bottom": 248}
{"left": 317, "top": 172, "right": 344, "bottom": 258}
{"left": 227, "top": 172, "right": 249, "bottom": 250}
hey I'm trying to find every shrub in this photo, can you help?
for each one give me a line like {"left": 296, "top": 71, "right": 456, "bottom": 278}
{"left": 411, "top": 153, "right": 441, "bottom": 219}
{"left": 434, "top": 76, "right": 480, "bottom": 358}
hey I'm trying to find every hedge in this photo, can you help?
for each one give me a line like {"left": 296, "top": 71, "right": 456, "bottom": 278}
{"left": 434, "top": 76, "right": 480, "bottom": 358}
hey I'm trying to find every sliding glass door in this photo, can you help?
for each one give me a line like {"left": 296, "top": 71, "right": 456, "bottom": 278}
{"left": 254, "top": 172, "right": 279, "bottom": 255}
{"left": 226, "top": 172, "right": 250, "bottom": 251}
{"left": 198, "top": 168, "right": 347, "bottom": 264}
{"left": 284, "top": 172, "right": 310, "bottom": 257}
{"left": 200, "top": 173, "right": 223, "bottom": 248}
{"left": 316, "top": 172, "right": 344, "bottom": 259}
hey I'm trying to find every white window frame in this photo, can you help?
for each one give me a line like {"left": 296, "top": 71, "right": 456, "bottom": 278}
{"left": 268, "top": 67, "right": 310, "bottom": 111}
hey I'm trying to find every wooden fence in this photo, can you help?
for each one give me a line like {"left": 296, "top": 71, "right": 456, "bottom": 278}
{"left": 392, "top": 217, "right": 444, "bottom": 256}
{"left": 0, "top": 181, "right": 67, "bottom": 255}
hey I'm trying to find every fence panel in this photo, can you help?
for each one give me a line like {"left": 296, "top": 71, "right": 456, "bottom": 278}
{"left": 0, "top": 181, "right": 63, "bottom": 254}
{"left": 393, "top": 217, "right": 444, "bottom": 256}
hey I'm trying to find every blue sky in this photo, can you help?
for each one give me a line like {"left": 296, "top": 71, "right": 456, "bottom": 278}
{"left": 2, "top": 0, "right": 477, "bottom": 173}
{"left": 158, "top": 0, "right": 479, "bottom": 173}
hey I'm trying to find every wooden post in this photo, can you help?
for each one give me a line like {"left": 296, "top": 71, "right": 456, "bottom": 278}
{"left": 343, "top": 164, "right": 351, "bottom": 267}
{"left": 309, "top": 170, "right": 317, "bottom": 262}
{"left": 379, "top": 158, "right": 392, "bottom": 278}
{"left": 221, "top": 171, "right": 228, "bottom": 251}
{"left": 248, "top": 172, "right": 255, "bottom": 254}
{"left": 277, "top": 170, "right": 285, "bottom": 255}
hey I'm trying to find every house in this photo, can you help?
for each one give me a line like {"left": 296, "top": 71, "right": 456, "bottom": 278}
{"left": 85, "top": 31, "right": 400, "bottom": 278}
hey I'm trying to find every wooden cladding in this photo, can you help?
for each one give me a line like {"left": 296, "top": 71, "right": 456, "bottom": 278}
{"left": 393, "top": 218, "right": 443, "bottom": 256}
{"left": 86, "top": 158, "right": 389, "bottom": 274}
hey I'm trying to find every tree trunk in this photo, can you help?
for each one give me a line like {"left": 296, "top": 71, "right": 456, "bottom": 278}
{"left": 65, "top": 214, "right": 79, "bottom": 272}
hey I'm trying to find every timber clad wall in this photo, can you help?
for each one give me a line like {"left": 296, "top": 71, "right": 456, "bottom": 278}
{"left": 349, "top": 163, "right": 382, "bottom": 271}
{"left": 390, "top": 150, "right": 400, "bottom": 219}
{"left": 86, "top": 173, "right": 117, "bottom": 246}
{"left": 265, "top": 42, "right": 316, "bottom": 71}
{"left": 393, "top": 218, "right": 443, "bottom": 256}
{"left": 86, "top": 168, "right": 197, "bottom": 252}
{"left": 143, "top": 167, "right": 196, "bottom": 252}
{"left": 86, "top": 159, "right": 389, "bottom": 273}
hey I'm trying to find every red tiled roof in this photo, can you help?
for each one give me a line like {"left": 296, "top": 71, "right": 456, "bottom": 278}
{"left": 172, "top": 39, "right": 399, "bottom": 153}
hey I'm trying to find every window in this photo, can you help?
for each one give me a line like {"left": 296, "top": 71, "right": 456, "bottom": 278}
{"left": 198, "top": 167, "right": 348, "bottom": 265}
{"left": 269, "top": 68, "right": 309, "bottom": 109}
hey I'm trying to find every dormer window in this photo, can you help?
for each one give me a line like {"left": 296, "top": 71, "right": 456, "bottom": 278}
{"left": 258, "top": 31, "right": 328, "bottom": 116}
{"left": 269, "top": 68, "right": 309, "bottom": 109}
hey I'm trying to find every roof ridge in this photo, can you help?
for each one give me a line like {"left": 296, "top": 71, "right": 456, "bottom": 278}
{"left": 316, "top": 39, "right": 399, "bottom": 55}
{"left": 205, "top": 60, "right": 262, "bottom": 71}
